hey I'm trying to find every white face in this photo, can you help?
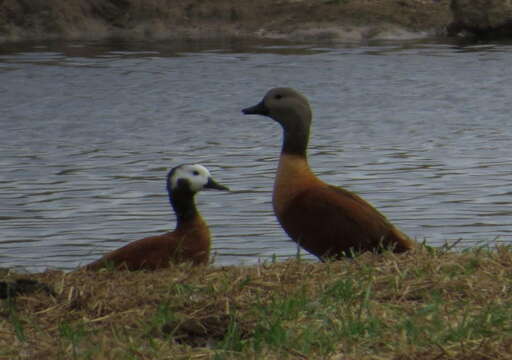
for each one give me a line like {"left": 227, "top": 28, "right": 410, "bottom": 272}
{"left": 169, "top": 164, "right": 211, "bottom": 193}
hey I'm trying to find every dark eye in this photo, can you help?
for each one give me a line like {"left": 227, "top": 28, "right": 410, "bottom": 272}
{"left": 275, "top": 94, "right": 283, "bottom": 100}
{"left": 193, "top": 170, "right": 200, "bottom": 176}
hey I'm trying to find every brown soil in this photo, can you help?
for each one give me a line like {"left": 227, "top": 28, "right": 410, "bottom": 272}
{"left": 0, "top": 0, "right": 452, "bottom": 43}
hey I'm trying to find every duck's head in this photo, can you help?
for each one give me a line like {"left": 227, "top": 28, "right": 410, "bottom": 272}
{"left": 242, "top": 88, "right": 312, "bottom": 131}
{"left": 167, "top": 164, "right": 229, "bottom": 195}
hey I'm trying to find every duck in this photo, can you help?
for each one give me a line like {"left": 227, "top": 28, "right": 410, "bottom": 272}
{"left": 242, "top": 87, "right": 415, "bottom": 260}
{"left": 84, "top": 164, "right": 229, "bottom": 271}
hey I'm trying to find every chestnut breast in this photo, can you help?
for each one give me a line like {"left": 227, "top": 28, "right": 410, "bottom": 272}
{"left": 273, "top": 153, "right": 323, "bottom": 217}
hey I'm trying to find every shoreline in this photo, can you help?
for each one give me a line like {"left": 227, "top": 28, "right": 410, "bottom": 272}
{"left": 0, "top": 0, "right": 453, "bottom": 43}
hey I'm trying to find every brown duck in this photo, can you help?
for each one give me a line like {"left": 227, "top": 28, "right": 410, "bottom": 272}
{"left": 242, "top": 87, "right": 415, "bottom": 260}
{"left": 84, "top": 164, "right": 229, "bottom": 271}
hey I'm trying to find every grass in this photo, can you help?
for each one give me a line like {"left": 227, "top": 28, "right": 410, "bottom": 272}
{"left": 1, "top": 245, "right": 512, "bottom": 359}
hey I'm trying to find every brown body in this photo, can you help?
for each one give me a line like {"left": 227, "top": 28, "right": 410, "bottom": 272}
{"left": 274, "top": 153, "right": 413, "bottom": 259}
{"left": 243, "top": 88, "right": 414, "bottom": 260}
{"left": 84, "top": 216, "right": 210, "bottom": 271}
{"left": 83, "top": 164, "right": 228, "bottom": 271}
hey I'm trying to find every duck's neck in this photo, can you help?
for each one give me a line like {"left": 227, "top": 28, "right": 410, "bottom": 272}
{"left": 277, "top": 115, "right": 316, "bottom": 180}
{"left": 281, "top": 122, "right": 310, "bottom": 157}
{"left": 169, "top": 190, "right": 199, "bottom": 228}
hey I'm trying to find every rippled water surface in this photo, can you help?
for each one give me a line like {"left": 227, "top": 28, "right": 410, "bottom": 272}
{"left": 2, "top": 38, "right": 512, "bottom": 272}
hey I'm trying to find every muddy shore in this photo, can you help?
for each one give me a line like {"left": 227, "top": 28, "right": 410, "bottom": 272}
{"left": 0, "top": 0, "right": 452, "bottom": 43}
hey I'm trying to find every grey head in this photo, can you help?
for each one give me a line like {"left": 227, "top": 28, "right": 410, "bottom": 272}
{"left": 242, "top": 87, "right": 312, "bottom": 132}
{"left": 242, "top": 88, "right": 313, "bottom": 156}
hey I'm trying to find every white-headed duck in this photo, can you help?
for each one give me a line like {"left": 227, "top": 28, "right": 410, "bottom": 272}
{"left": 84, "top": 164, "right": 228, "bottom": 271}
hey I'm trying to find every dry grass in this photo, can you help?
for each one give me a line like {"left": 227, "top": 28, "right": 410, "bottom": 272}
{"left": 2, "top": 245, "right": 512, "bottom": 359}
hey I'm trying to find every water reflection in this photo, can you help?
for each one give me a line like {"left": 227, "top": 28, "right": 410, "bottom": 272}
{"left": 1, "top": 38, "right": 512, "bottom": 272}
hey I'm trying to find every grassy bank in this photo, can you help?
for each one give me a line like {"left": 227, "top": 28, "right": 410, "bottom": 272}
{"left": 1, "top": 245, "right": 512, "bottom": 359}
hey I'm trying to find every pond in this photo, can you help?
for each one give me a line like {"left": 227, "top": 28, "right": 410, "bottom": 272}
{"left": 1, "top": 38, "right": 512, "bottom": 272}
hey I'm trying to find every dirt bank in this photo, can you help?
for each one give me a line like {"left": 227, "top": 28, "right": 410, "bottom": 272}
{"left": 0, "top": 0, "right": 452, "bottom": 43}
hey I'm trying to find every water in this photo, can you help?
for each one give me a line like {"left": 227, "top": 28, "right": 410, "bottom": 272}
{"left": 1, "top": 38, "right": 512, "bottom": 272}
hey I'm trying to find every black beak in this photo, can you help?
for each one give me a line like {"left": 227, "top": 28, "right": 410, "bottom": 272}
{"left": 242, "top": 101, "right": 269, "bottom": 116}
{"left": 205, "top": 177, "right": 229, "bottom": 191}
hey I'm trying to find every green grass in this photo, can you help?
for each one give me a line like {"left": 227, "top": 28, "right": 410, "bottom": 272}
{"left": 2, "top": 246, "right": 512, "bottom": 359}
{"left": 58, "top": 320, "right": 92, "bottom": 360}
{"left": 4, "top": 299, "right": 26, "bottom": 343}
